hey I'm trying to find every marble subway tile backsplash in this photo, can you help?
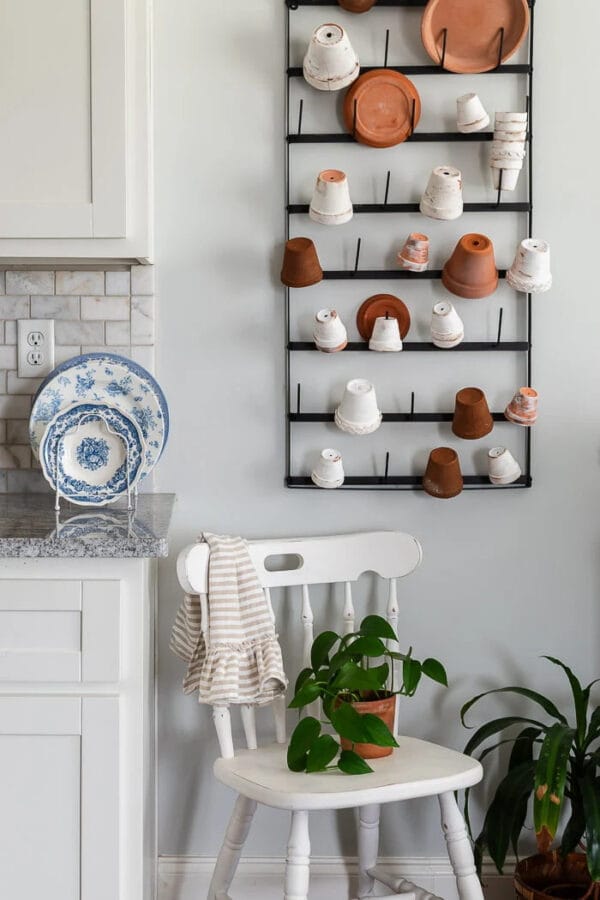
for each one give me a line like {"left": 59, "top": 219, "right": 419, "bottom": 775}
{"left": 0, "top": 265, "right": 155, "bottom": 489}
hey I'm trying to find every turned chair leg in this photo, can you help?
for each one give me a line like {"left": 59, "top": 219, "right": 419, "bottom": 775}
{"left": 357, "top": 804, "right": 380, "bottom": 899}
{"left": 284, "top": 810, "right": 311, "bottom": 900}
{"left": 438, "top": 792, "right": 484, "bottom": 900}
{"left": 207, "top": 794, "right": 257, "bottom": 900}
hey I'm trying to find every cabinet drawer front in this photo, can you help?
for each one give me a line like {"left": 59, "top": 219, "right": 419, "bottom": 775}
{"left": 0, "top": 579, "right": 120, "bottom": 683}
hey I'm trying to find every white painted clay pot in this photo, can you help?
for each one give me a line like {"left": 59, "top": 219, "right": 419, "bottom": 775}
{"left": 311, "top": 448, "right": 345, "bottom": 488}
{"left": 309, "top": 169, "right": 353, "bottom": 225}
{"left": 369, "top": 316, "right": 403, "bottom": 352}
{"left": 495, "top": 111, "right": 528, "bottom": 124}
{"left": 335, "top": 378, "right": 382, "bottom": 435}
{"left": 494, "top": 115, "right": 528, "bottom": 133}
{"left": 456, "top": 93, "right": 490, "bottom": 133}
{"left": 303, "top": 23, "right": 360, "bottom": 92}
{"left": 494, "top": 130, "right": 527, "bottom": 142}
{"left": 430, "top": 301, "right": 464, "bottom": 349}
{"left": 420, "top": 166, "right": 463, "bottom": 221}
{"left": 490, "top": 141, "right": 526, "bottom": 160}
{"left": 491, "top": 167, "right": 522, "bottom": 191}
{"left": 313, "top": 308, "right": 348, "bottom": 352}
{"left": 504, "top": 387, "right": 539, "bottom": 426}
{"left": 506, "top": 238, "right": 552, "bottom": 293}
{"left": 397, "top": 232, "right": 429, "bottom": 271}
{"left": 490, "top": 158, "right": 523, "bottom": 170}
{"left": 488, "top": 447, "right": 522, "bottom": 485}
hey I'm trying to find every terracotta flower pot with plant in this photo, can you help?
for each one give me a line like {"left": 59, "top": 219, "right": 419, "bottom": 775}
{"left": 286, "top": 614, "right": 447, "bottom": 775}
{"left": 459, "top": 656, "right": 600, "bottom": 899}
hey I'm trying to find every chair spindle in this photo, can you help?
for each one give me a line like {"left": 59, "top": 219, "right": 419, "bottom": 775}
{"left": 301, "top": 585, "right": 314, "bottom": 667}
{"left": 264, "top": 586, "right": 276, "bottom": 625}
{"left": 213, "top": 706, "right": 235, "bottom": 759}
{"left": 342, "top": 581, "right": 355, "bottom": 635}
{"left": 240, "top": 704, "right": 258, "bottom": 750}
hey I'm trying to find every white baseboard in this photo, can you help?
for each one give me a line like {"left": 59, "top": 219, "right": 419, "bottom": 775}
{"left": 158, "top": 856, "right": 514, "bottom": 900}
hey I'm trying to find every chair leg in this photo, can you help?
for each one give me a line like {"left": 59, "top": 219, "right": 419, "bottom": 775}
{"left": 284, "top": 810, "right": 310, "bottom": 900}
{"left": 207, "top": 794, "right": 257, "bottom": 900}
{"left": 357, "top": 804, "right": 380, "bottom": 899}
{"left": 438, "top": 792, "right": 484, "bottom": 900}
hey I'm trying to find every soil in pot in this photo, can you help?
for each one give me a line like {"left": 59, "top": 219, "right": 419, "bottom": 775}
{"left": 338, "top": 691, "right": 395, "bottom": 759}
{"left": 515, "top": 853, "right": 593, "bottom": 900}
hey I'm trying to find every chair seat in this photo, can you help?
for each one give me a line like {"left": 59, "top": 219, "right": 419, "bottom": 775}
{"left": 214, "top": 735, "right": 482, "bottom": 811}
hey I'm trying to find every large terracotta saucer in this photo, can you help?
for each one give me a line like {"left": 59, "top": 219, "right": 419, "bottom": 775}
{"left": 343, "top": 69, "right": 421, "bottom": 148}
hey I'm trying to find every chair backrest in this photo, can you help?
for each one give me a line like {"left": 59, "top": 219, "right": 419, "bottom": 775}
{"left": 176, "top": 531, "right": 422, "bottom": 758}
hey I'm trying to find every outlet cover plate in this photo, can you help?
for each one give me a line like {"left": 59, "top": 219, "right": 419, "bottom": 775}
{"left": 17, "top": 319, "right": 55, "bottom": 378}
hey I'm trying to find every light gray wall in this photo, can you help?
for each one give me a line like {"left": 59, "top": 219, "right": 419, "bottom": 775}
{"left": 153, "top": 0, "right": 600, "bottom": 859}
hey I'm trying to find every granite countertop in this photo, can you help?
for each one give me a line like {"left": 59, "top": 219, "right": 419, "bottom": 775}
{"left": 0, "top": 493, "right": 175, "bottom": 558}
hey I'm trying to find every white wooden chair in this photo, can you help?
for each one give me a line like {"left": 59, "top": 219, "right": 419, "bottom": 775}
{"left": 177, "top": 531, "right": 483, "bottom": 900}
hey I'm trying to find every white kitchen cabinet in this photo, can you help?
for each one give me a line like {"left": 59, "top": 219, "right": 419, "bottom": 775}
{"left": 0, "top": 557, "right": 157, "bottom": 900}
{"left": 0, "top": 0, "right": 151, "bottom": 262}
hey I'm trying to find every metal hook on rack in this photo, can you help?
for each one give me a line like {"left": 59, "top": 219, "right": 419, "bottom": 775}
{"left": 384, "top": 451, "right": 390, "bottom": 482}
{"left": 495, "top": 27, "right": 505, "bottom": 69}
{"left": 440, "top": 28, "right": 448, "bottom": 70}
{"left": 297, "top": 99, "right": 304, "bottom": 136}
{"left": 297, "top": 382, "right": 301, "bottom": 415}
{"left": 384, "top": 28, "right": 390, "bottom": 68}
{"left": 410, "top": 391, "right": 415, "bottom": 419}
{"left": 353, "top": 237, "right": 362, "bottom": 275}
{"left": 496, "top": 308, "right": 504, "bottom": 346}
{"left": 496, "top": 167, "right": 503, "bottom": 207}
{"left": 352, "top": 98, "right": 358, "bottom": 140}
{"left": 384, "top": 170, "right": 391, "bottom": 206}
{"left": 410, "top": 99, "right": 416, "bottom": 136}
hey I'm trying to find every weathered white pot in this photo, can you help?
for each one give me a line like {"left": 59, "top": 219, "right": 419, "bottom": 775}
{"left": 506, "top": 238, "right": 552, "bottom": 292}
{"left": 495, "top": 111, "right": 528, "bottom": 124}
{"left": 309, "top": 169, "right": 353, "bottom": 225}
{"left": 369, "top": 316, "right": 403, "bottom": 352}
{"left": 313, "top": 308, "right": 348, "bottom": 352}
{"left": 430, "top": 301, "right": 464, "bottom": 349}
{"left": 490, "top": 157, "right": 523, "bottom": 170}
{"left": 311, "top": 448, "right": 345, "bottom": 488}
{"left": 456, "top": 93, "right": 490, "bottom": 133}
{"left": 303, "top": 23, "right": 359, "bottom": 92}
{"left": 494, "top": 129, "right": 527, "bottom": 142}
{"left": 420, "top": 166, "right": 463, "bottom": 220}
{"left": 335, "top": 379, "right": 382, "bottom": 435}
{"left": 488, "top": 447, "right": 522, "bottom": 485}
{"left": 397, "top": 232, "right": 429, "bottom": 271}
{"left": 505, "top": 387, "right": 539, "bottom": 426}
{"left": 490, "top": 140, "right": 526, "bottom": 160}
{"left": 491, "top": 166, "right": 522, "bottom": 191}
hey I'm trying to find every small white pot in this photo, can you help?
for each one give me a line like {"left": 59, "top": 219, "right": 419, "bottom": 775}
{"left": 398, "top": 232, "right": 429, "bottom": 271}
{"left": 303, "top": 23, "right": 359, "bottom": 92}
{"left": 488, "top": 447, "right": 522, "bottom": 485}
{"left": 495, "top": 111, "right": 528, "bottom": 124}
{"left": 311, "top": 448, "right": 345, "bottom": 488}
{"left": 369, "top": 316, "right": 403, "bottom": 352}
{"left": 335, "top": 379, "right": 382, "bottom": 435}
{"left": 309, "top": 169, "right": 353, "bottom": 225}
{"left": 420, "top": 166, "right": 463, "bottom": 221}
{"left": 490, "top": 141, "right": 526, "bottom": 160}
{"left": 490, "top": 158, "right": 523, "bottom": 170}
{"left": 491, "top": 167, "right": 522, "bottom": 191}
{"left": 494, "top": 130, "right": 527, "bottom": 142}
{"left": 313, "top": 308, "right": 348, "bottom": 352}
{"left": 430, "top": 301, "right": 464, "bottom": 349}
{"left": 506, "top": 238, "right": 552, "bottom": 293}
{"left": 494, "top": 117, "right": 527, "bottom": 133}
{"left": 456, "top": 93, "right": 490, "bottom": 133}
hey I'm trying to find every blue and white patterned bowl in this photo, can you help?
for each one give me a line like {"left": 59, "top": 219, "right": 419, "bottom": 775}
{"left": 40, "top": 403, "right": 146, "bottom": 506}
{"left": 30, "top": 353, "right": 169, "bottom": 480}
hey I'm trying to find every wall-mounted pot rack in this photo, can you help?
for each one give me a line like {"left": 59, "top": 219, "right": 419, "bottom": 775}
{"left": 284, "top": 0, "right": 535, "bottom": 491}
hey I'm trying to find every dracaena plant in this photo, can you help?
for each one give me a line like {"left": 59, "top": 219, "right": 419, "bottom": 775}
{"left": 460, "top": 656, "right": 600, "bottom": 883}
{"left": 286, "top": 614, "right": 448, "bottom": 776}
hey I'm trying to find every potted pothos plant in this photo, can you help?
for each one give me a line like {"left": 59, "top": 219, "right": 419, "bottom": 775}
{"left": 286, "top": 614, "right": 447, "bottom": 776}
{"left": 461, "top": 656, "right": 600, "bottom": 900}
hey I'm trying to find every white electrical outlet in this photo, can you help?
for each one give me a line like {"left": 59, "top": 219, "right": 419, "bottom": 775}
{"left": 17, "top": 319, "right": 55, "bottom": 378}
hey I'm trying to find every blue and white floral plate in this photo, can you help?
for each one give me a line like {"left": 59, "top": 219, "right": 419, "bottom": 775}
{"left": 39, "top": 403, "right": 146, "bottom": 506}
{"left": 30, "top": 353, "right": 169, "bottom": 479}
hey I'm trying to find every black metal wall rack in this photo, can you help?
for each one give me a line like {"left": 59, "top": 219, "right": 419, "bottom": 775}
{"left": 284, "top": 0, "right": 535, "bottom": 491}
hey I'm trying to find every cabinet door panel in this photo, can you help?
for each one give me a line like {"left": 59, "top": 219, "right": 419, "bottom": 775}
{"left": 0, "top": 0, "right": 126, "bottom": 239}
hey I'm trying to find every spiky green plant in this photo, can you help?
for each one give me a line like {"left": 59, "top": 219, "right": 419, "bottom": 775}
{"left": 460, "top": 657, "right": 600, "bottom": 883}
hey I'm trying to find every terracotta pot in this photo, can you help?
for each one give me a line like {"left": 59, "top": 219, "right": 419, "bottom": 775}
{"left": 452, "top": 387, "right": 494, "bottom": 439}
{"left": 398, "top": 232, "right": 429, "bottom": 272}
{"left": 515, "top": 853, "right": 592, "bottom": 900}
{"left": 442, "top": 233, "right": 498, "bottom": 300}
{"left": 309, "top": 169, "right": 353, "bottom": 226}
{"left": 338, "top": 693, "right": 395, "bottom": 759}
{"left": 313, "top": 308, "right": 348, "bottom": 352}
{"left": 422, "top": 447, "right": 463, "bottom": 499}
{"left": 281, "top": 237, "right": 323, "bottom": 288}
{"left": 338, "top": 0, "right": 377, "bottom": 11}
{"left": 505, "top": 387, "right": 538, "bottom": 426}
{"left": 303, "top": 23, "right": 359, "bottom": 92}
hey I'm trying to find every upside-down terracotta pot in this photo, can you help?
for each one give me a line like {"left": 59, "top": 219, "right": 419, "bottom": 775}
{"left": 507, "top": 238, "right": 552, "bottom": 293}
{"left": 505, "top": 387, "right": 538, "bottom": 426}
{"left": 515, "top": 853, "right": 592, "bottom": 900}
{"left": 398, "top": 232, "right": 429, "bottom": 271}
{"left": 335, "top": 378, "right": 382, "bottom": 435}
{"left": 303, "top": 23, "right": 360, "bottom": 92}
{"left": 422, "top": 447, "right": 463, "bottom": 499}
{"left": 452, "top": 387, "right": 494, "bottom": 439}
{"left": 311, "top": 448, "right": 345, "bottom": 489}
{"left": 456, "top": 92, "right": 489, "bottom": 133}
{"left": 420, "top": 166, "right": 463, "bottom": 221}
{"left": 338, "top": 0, "right": 377, "bottom": 11}
{"left": 309, "top": 169, "right": 353, "bottom": 226}
{"left": 281, "top": 237, "right": 323, "bottom": 288}
{"left": 313, "top": 308, "right": 348, "bottom": 352}
{"left": 339, "top": 693, "right": 395, "bottom": 759}
{"left": 488, "top": 447, "right": 522, "bottom": 485}
{"left": 369, "top": 316, "right": 403, "bottom": 352}
{"left": 442, "top": 233, "right": 498, "bottom": 299}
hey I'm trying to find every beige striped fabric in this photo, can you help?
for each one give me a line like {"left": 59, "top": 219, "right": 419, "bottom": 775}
{"left": 170, "top": 533, "right": 287, "bottom": 706}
